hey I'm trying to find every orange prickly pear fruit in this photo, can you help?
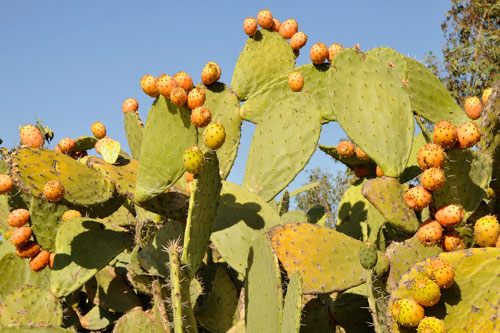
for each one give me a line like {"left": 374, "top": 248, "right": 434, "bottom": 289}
{"left": 91, "top": 121, "right": 106, "bottom": 139}
{"left": 441, "top": 229, "right": 465, "bottom": 251}
{"left": 122, "top": 98, "right": 138, "bottom": 114}
{"left": 482, "top": 87, "right": 492, "bottom": 105}
{"left": 474, "top": 215, "right": 500, "bottom": 247}
{"left": 190, "top": 107, "right": 212, "bottom": 128}
{"left": 140, "top": 74, "right": 159, "bottom": 98}
{"left": 309, "top": 42, "right": 328, "bottom": 64}
{"left": 328, "top": 43, "right": 343, "bottom": 62}
{"left": 257, "top": 9, "right": 273, "bottom": 29}
{"left": 184, "top": 171, "right": 194, "bottom": 183}
{"left": 62, "top": 210, "right": 82, "bottom": 222}
{"left": 187, "top": 87, "right": 206, "bottom": 110}
{"left": 355, "top": 146, "right": 371, "bottom": 161}
{"left": 10, "top": 226, "right": 33, "bottom": 248}
{"left": 435, "top": 204, "right": 463, "bottom": 228}
{"left": 203, "top": 122, "right": 226, "bottom": 150}
{"left": 185, "top": 181, "right": 194, "bottom": 195}
{"left": 412, "top": 277, "right": 441, "bottom": 307}
{"left": 19, "top": 124, "right": 44, "bottom": 148}
{"left": 456, "top": 122, "right": 481, "bottom": 149}
{"left": 243, "top": 17, "right": 258, "bottom": 37}
{"left": 170, "top": 87, "right": 188, "bottom": 106}
{"left": 432, "top": 120, "right": 457, "bottom": 150}
{"left": 420, "top": 167, "right": 445, "bottom": 191}
{"left": 288, "top": 71, "right": 304, "bottom": 92}
{"left": 30, "top": 250, "right": 50, "bottom": 272}
{"left": 173, "top": 71, "right": 193, "bottom": 92}
{"left": 404, "top": 186, "right": 432, "bottom": 211}
{"left": 417, "top": 219, "right": 442, "bottom": 247}
{"left": 425, "top": 257, "right": 455, "bottom": 289}
{"left": 417, "top": 143, "right": 445, "bottom": 170}
{"left": 0, "top": 174, "right": 14, "bottom": 195}
{"left": 376, "top": 166, "right": 384, "bottom": 177}
{"left": 289, "top": 31, "right": 308, "bottom": 50}
{"left": 57, "top": 138, "right": 76, "bottom": 155}
{"left": 272, "top": 18, "right": 280, "bottom": 32}
{"left": 201, "top": 62, "right": 219, "bottom": 86}
{"left": 49, "top": 252, "right": 56, "bottom": 269}
{"left": 16, "top": 241, "right": 40, "bottom": 259}
{"left": 7, "top": 208, "right": 30, "bottom": 227}
{"left": 337, "top": 141, "right": 355, "bottom": 157}
{"left": 354, "top": 165, "right": 370, "bottom": 178}
{"left": 279, "top": 19, "right": 298, "bottom": 39}
{"left": 391, "top": 298, "right": 424, "bottom": 328}
{"left": 43, "top": 180, "right": 65, "bottom": 203}
{"left": 157, "top": 74, "right": 178, "bottom": 99}
{"left": 464, "top": 96, "right": 482, "bottom": 120}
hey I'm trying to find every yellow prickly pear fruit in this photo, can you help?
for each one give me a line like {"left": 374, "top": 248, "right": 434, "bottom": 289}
{"left": 474, "top": 215, "right": 500, "bottom": 247}
{"left": 337, "top": 141, "right": 355, "bottom": 157}
{"left": 482, "top": 87, "right": 493, "bottom": 105}
{"left": 203, "top": 122, "right": 226, "bottom": 150}
{"left": 392, "top": 298, "right": 425, "bottom": 328}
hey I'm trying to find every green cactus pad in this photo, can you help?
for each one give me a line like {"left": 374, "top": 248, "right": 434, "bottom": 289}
{"left": 318, "top": 144, "right": 376, "bottom": 169}
{"left": 210, "top": 181, "right": 282, "bottom": 276}
{"left": 330, "top": 285, "right": 373, "bottom": 332}
{"left": 300, "top": 297, "right": 336, "bottom": 332}
{"left": 282, "top": 272, "right": 303, "bottom": 333}
{"left": 74, "top": 136, "right": 98, "bottom": 152}
{"left": 0, "top": 285, "right": 63, "bottom": 326}
{"left": 245, "top": 235, "right": 283, "bottom": 333}
{"left": 197, "top": 83, "right": 241, "bottom": 179}
{"left": 0, "top": 325, "right": 72, "bottom": 332}
{"left": 29, "top": 198, "right": 68, "bottom": 252}
{"left": 242, "top": 92, "right": 321, "bottom": 201}
{"left": 151, "top": 280, "right": 170, "bottom": 333}
{"left": 359, "top": 242, "right": 378, "bottom": 269}
{"left": 135, "top": 95, "right": 197, "bottom": 203}
{"left": 361, "top": 177, "right": 419, "bottom": 233}
{"left": 123, "top": 111, "right": 144, "bottom": 159}
{"left": 307, "top": 205, "right": 327, "bottom": 225}
{"left": 231, "top": 29, "right": 295, "bottom": 100}
{"left": 113, "top": 309, "right": 156, "bottom": 333}
{"left": 101, "top": 204, "right": 136, "bottom": 227}
{"left": 181, "top": 151, "right": 221, "bottom": 278}
{"left": 0, "top": 196, "right": 10, "bottom": 233}
{"left": 366, "top": 47, "right": 408, "bottom": 80}
{"left": 277, "top": 190, "right": 290, "bottom": 216}
{"left": 80, "top": 306, "right": 121, "bottom": 330}
{"left": 268, "top": 223, "right": 389, "bottom": 294}
{"left": 93, "top": 266, "right": 141, "bottom": 313}
{"left": 281, "top": 210, "right": 308, "bottom": 224}
{"left": 328, "top": 49, "right": 414, "bottom": 177}
{"left": 406, "top": 57, "right": 470, "bottom": 126}
{"left": 50, "top": 218, "right": 132, "bottom": 297}
{"left": 398, "top": 134, "right": 426, "bottom": 183}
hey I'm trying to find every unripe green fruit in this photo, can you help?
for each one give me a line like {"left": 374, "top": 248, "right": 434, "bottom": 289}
{"left": 358, "top": 242, "right": 377, "bottom": 269}
{"left": 182, "top": 146, "right": 204, "bottom": 174}
{"left": 412, "top": 277, "right": 441, "bottom": 307}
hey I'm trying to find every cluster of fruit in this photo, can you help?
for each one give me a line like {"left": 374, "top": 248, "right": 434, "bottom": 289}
{"left": 334, "top": 140, "right": 374, "bottom": 177}
{"left": 392, "top": 257, "right": 455, "bottom": 331}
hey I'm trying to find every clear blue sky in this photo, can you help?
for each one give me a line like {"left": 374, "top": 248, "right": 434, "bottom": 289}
{"left": 0, "top": 1, "right": 450, "bottom": 195}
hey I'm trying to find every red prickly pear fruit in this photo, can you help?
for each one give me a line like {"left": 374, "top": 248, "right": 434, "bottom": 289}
{"left": 435, "top": 204, "right": 463, "bottom": 227}
{"left": 10, "top": 226, "right": 33, "bottom": 248}
{"left": 442, "top": 229, "right": 465, "bottom": 251}
{"left": 417, "top": 143, "right": 445, "bottom": 170}
{"left": 201, "top": 63, "right": 219, "bottom": 86}
{"left": 417, "top": 317, "right": 446, "bottom": 333}
{"left": 272, "top": 18, "right": 280, "bottom": 32}
{"left": 19, "top": 124, "right": 45, "bottom": 148}
{"left": 183, "top": 145, "right": 204, "bottom": 175}
{"left": 57, "top": 138, "right": 76, "bottom": 155}
{"left": 328, "top": 43, "right": 343, "bottom": 62}
{"left": 91, "top": 121, "right": 106, "bottom": 139}
{"left": 464, "top": 96, "right": 482, "bottom": 120}
{"left": 417, "top": 219, "right": 442, "bottom": 247}
{"left": 391, "top": 298, "right": 425, "bottom": 328}
{"left": 157, "top": 74, "right": 178, "bottom": 99}
{"left": 309, "top": 42, "right": 328, "bottom": 65}
{"left": 354, "top": 165, "right": 370, "bottom": 178}
{"left": 187, "top": 88, "right": 206, "bottom": 110}
{"left": 420, "top": 167, "right": 445, "bottom": 191}
{"left": 355, "top": 146, "right": 371, "bottom": 161}
{"left": 140, "top": 74, "right": 159, "bottom": 98}
{"left": 30, "top": 250, "right": 50, "bottom": 272}
{"left": 404, "top": 186, "right": 432, "bottom": 211}
{"left": 412, "top": 277, "right": 441, "bottom": 307}
{"left": 456, "top": 122, "right": 481, "bottom": 149}
{"left": 474, "top": 215, "right": 500, "bottom": 247}
{"left": 184, "top": 171, "right": 194, "bottom": 183}
{"left": 482, "top": 87, "right": 492, "bottom": 105}
{"left": 62, "top": 210, "right": 82, "bottom": 222}
{"left": 43, "top": 180, "right": 65, "bottom": 203}
{"left": 185, "top": 181, "right": 193, "bottom": 195}
{"left": 432, "top": 120, "right": 458, "bottom": 150}
{"left": 122, "top": 98, "right": 139, "bottom": 114}
{"left": 16, "top": 241, "right": 40, "bottom": 259}
{"left": 425, "top": 257, "right": 455, "bottom": 289}
{"left": 337, "top": 141, "right": 355, "bottom": 157}
{"left": 288, "top": 71, "right": 304, "bottom": 92}
{"left": 243, "top": 17, "right": 258, "bottom": 37}
{"left": 0, "top": 174, "right": 14, "bottom": 195}
{"left": 7, "top": 208, "right": 30, "bottom": 227}
{"left": 289, "top": 31, "right": 308, "bottom": 50}
{"left": 170, "top": 87, "right": 188, "bottom": 106}
{"left": 257, "top": 9, "right": 273, "bottom": 29}
{"left": 203, "top": 122, "right": 226, "bottom": 150}
{"left": 49, "top": 252, "right": 56, "bottom": 269}
{"left": 279, "top": 19, "right": 298, "bottom": 39}
{"left": 173, "top": 71, "right": 193, "bottom": 93}
{"left": 191, "top": 107, "right": 212, "bottom": 128}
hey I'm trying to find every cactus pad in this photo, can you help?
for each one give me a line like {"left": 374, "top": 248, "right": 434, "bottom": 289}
{"left": 366, "top": 47, "right": 408, "bottom": 80}
{"left": 282, "top": 272, "right": 303, "bottom": 333}
{"left": 113, "top": 309, "right": 156, "bottom": 333}
{"left": 29, "top": 198, "right": 68, "bottom": 252}
{"left": 123, "top": 111, "right": 144, "bottom": 159}
{"left": 74, "top": 136, "right": 98, "bottom": 152}
{"left": 80, "top": 306, "right": 120, "bottom": 330}
{"left": 319, "top": 144, "right": 376, "bottom": 169}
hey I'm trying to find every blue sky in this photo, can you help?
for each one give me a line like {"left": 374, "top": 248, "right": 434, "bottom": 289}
{"left": 0, "top": 1, "right": 450, "bottom": 195}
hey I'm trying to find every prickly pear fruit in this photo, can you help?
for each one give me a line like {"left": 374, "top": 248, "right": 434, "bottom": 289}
{"left": 272, "top": 18, "right": 280, "bottom": 32}
{"left": 91, "top": 121, "right": 106, "bottom": 139}
{"left": 62, "top": 210, "right": 82, "bottom": 222}
{"left": 482, "top": 87, "right": 493, "bottom": 105}
{"left": 279, "top": 19, "right": 298, "bottom": 39}
{"left": 43, "top": 180, "right": 65, "bottom": 203}
{"left": 417, "top": 220, "right": 442, "bottom": 247}
{"left": 355, "top": 146, "right": 371, "bottom": 160}
{"left": 328, "top": 43, "right": 343, "bottom": 62}
{"left": 456, "top": 122, "right": 481, "bottom": 149}
{"left": 441, "top": 229, "right": 465, "bottom": 251}
{"left": 486, "top": 187, "right": 495, "bottom": 199}
{"left": 201, "top": 62, "right": 219, "bottom": 86}
{"left": 173, "top": 71, "right": 193, "bottom": 92}
{"left": 185, "top": 181, "right": 193, "bottom": 195}
{"left": 421, "top": 167, "right": 445, "bottom": 191}
{"left": 288, "top": 71, "right": 304, "bottom": 92}
{"left": 49, "top": 252, "right": 56, "bottom": 269}
{"left": 412, "top": 277, "right": 441, "bottom": 307}
{"left": 95, "top": 137, "right": 111, "bottom": 155}
{"left": 337, "top": 140, "right": 355, "bottom": 157}
{"left": 30, "top": 250, "right": 50, "bottom": 272}
{"left": 435, "top": 204, "right": 463, "bottom": 227}
{"left": 417, "top": 317, "right": 446, "bottom": 333}
{"left": 243, "top": 17, "right": 258, "bottom": 37}
{"left": 184, "top": 171, "right": 194, "bottom": 183}
{"left": 157, "top": 74, "right": 178, "bottom": 99}
{"left": 392, "top": 298, "right": 425, "bottom": 328}
{"left": 140, "top": 74, "right": 160, "bottom": 98}
{"left": 122, "top": 98, "right": 139, "bottom": 114}
{"left": 358, "top": 242, "right": 377, "bottom": 269}
{"left": 187, "top": 87, "right": 206, "bottom": 110}
{"left": 464, "top": 96, "right": 482, "bottom": 120}
{"left": 0, "top": 174, "right": 14, "bottom": 195}
{"left": 190, "top": 107, "right": 212, "bottom": 128}
{"left": 425, "top": 257, "right": 455, "bottom": 289}
{"left": 208, "top": 61, "right": 221, "bottom": 81}
{"left": 376, "top": 166, "right": 384, "bottom": 177}
{"left": 474, "top": 215, "right": 500, "bottom": 247}
{"left": 16, "top": 241, "right": 40, "bottom": 259}
{"left": 354, "top": 165, "right": 370, "bottom": 178}
{"left": 432, "top": 120, "right": 457, "bottom": 150}
{"left": 19, "top": 124, "right": 45, "bottom": 148}
{"left": 170, "top": 87, "right": 188, "bottom": 106}
{"left": 405, "top": 186, "right": 432, "bottom": 210}
{"left": 7, "top": 208, "right": 30, "bottom": 227}
{"left": 10, "top": 226, "right": 33, "bottom": 247}
{"left": 257, "top": 9, "right": 273, "bottom": 29}
{"left": 203, "top": 122, "right": 226, "bottom": 150}
{"left": 57, "top": 138, "right": 76, "bottom": 155}
{"left": 182, "top": 145, "right": 204, "bottom": 175}
{"left": 417, "top": 143, "right": 445, "bottom": 170}
{"left": 289, "top": 31, "right": 307, "bottom": 50}
{"left": 309, "top": 42, "right": 328, "bottom": 64}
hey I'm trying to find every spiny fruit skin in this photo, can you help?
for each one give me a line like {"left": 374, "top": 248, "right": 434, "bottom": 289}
{"left": 207, "top": 61, "right": 221, "bottom": 81}
{"left": 288, "top": 71, "right": 304, "bottom": 92}
{"left": 417, "top": 317, "right": 446, "bottom": 333}
{"left": 0, "top": 174, "right": 14, "bottom": 195}
{"left": 354, "top": 165, "right": 370, "bottom": 178}
{"left": 435, "top": 204, "right": 463, "bottom": 228}
{"left": 170, "top": 87, "right": 188, "bottom": 106}
{"left": 376, "top": 166, "right": 384, "bottom": 177}
{"left": 474, "top": 215, "right": 500, "bottom": 247}
{"left": 16, "top": 241, "right": 40, "bottom": 259}
{"left": 289, "top": 31, "right": 308, "bottom": 50}
{"left": 355, "top": 146, "right": 371, "bottom": 160}
{"left": 421, "top": 167, "right": 445, "bottom": 191}
{"left": 19, "top": 124, "right": 45, "bottom": 148}
{"left": 456, "top": 122, "right": 481, "bottom": 149}
{"left": 201, "top": 62, "right": 219, "bottom": 86}
{"left": 157, "top": 74, "right": 178, "bottom": 99}
{"left": 417, "top": 143, "right": 445, "bottom": 170}
{"left": 190, "top": 107, "right": 212, "bottom": 128}
{"left": 43, "top": 180, "right": 65, "bottom": 203}
{"left": 279, "top": 19, "right": 298, "bottom": 39}
{"left": 417, "top": 219, "right": 443, "bottom": 247}
{"left": 405, "top": 186, "right": 432, "bottom": 211}
{"left": 173, "top": 71, "right": 194, "bottom": 92}
{"left": 337, "top": 140, "right": 355, "bottom": 157}
{"left": 30, "top": 250, "right": 50, "bottom": 272}
{"left": 122, "top": 98, "right": 139, "bottom": 114}
{"left": 464, "top": 96, "right": 482, "bottom": 120}
{"left": 182, "top": 145, "right": 204, "bottom": 175}
{"left": 272, "top": 18, "right": 280, "bottom": 32}
{"left": 392, "top": 298, "right": 425, "bottom": 328}
{"left": 10, "top": 226, "right": 33, "bottom": 248}
{"left": 328, "top": 43, "right": 343, "bottom": 62}
{"left": 140, "top": 74, "right": 160, "bottom": 98}
{"left": 442, "top": 229, "right": 465, "bottom": 252}
{"left": 203, "top": 122, "right": 226, "bottom": 150}
{"left": 243, "top": 17, "right": 258, "bottom": 37}
{"left": 425, "top": 257, "right": 455, "bottom": 289}
{"left": 257, "top": 9, "right": 273, "bottom": 29}
{"left": 187, "top": 87, "right": 206, "bottom": 110}
{"left": 309, "top": 42, "right": 328, "bottom": 65}
{"left": 433, "top": 120, "right": 457, "bottom": 150}
{"left": 482, "top": 87, "right": 493, "bottom": 105}
{"left": 62, "top": 210, "right": 82, "bottom": 222}
{"left": 91, "top": 121, "right": 106, "bottom": 139}
{"left": 7, "top": 208, "right": 30, "bottom": 227}
{"left": 57, "top": 138, "right": 76, "bottom": 155}
{"left": 412, "top": 277, "right": 441, "bottom": 307}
